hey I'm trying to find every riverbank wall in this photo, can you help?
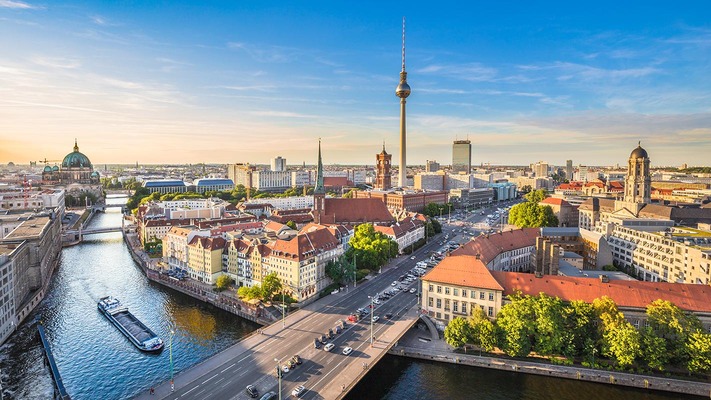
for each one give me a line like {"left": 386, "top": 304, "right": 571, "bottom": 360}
{"left": 122, "top": 230, "right": 273, "bottom": 326}
{"left": 389, "top": 345, "right": 711, "bottom": 398}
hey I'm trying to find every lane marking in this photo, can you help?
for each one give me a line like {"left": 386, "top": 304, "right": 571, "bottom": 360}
{"left": 202, "top": 374, "right": 218, "bottom": 385}
{"left": 180, "top": 386, "right": 199, "bottom": 397}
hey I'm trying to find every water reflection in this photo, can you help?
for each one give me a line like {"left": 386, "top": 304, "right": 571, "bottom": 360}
{"left": 0, "top": 197, "right": 259, "bottom": 399}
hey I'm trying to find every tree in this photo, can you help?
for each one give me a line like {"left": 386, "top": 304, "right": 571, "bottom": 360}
{"left": 508, "top": 194, "right": 558, "bottom": 228}
{"left": 647, "top": 299, "right": 702, "bottom": 363}
{"left": 519, "top": 185, "right": 532, "bottom": 194}
{"left": 237, "top": 285, "right": 263, "bottom": 301}
{"left": 686, "top": 332, "right": 711, "bottom": 373}
{"left": 261, "top": 272, "right": 283, "bottom": 301}
{"left": 215, "top": 275, "right": 233, "bottom": 291}
{"left": 532, "top": 293, "right": 567, "bottom": 356}
{"left": 604, "top": 320, "right": 641, "bottom": 367}
{"left": 444, "top": 317, "right": 472, "bottom": 349}
{"left": 325, "top": 256, "right": 355, "bottom": 285}
{"left": 561, "top": 300, "right": 598, "bottom": 357}
{"left": 640, "top": 326, "right": 668, "bottom": 371}
{"left": 524, "top": 189, "right": 547, "bottom": 203}
{"left": 285, "top": 220, "right": 297, "bottom": 230}
{"left": 496, "top": 294, "right": 536, "bottom": 357}
{"left": 422, "top": 202, "right": 442, "bottom": 218}
{"left": 430, "top": 218, "right": 442, "bottom": 234}
{"left": 469, "top": 306, "right": 497, "bottom": 352}
{"left": 347, "top": 224, "right": 398, "bottom": 270}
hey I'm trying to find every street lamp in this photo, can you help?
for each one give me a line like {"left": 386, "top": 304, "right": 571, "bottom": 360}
{"left": 169, "top": 329, "right": 175, "bottom": 392}
{"left": 353, "top": 253, "right": 357, "bottom": 289}
{"left": 368, "top": 295, "right": 375, "bottom": 346}
{"left": 274, "top": 358, "right": 282, "bottom": 400}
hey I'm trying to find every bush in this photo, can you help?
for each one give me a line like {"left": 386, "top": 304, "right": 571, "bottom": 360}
{"left": 319, "top": 283, "right": 340, "bottom": 299}
{"left": 356, "top": 269, "right": 370, "bottom": 281}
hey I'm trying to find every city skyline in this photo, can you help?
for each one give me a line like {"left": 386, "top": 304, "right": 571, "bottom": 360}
{"left": 1, "top": 1, "right": 710, "bottom": 166}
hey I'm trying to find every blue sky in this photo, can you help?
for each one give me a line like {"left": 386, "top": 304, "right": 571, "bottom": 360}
{"left": 1, "top": 1, "right": 710, "bottom": 167}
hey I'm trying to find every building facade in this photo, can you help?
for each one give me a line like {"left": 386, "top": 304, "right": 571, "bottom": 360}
{"left": 452, "top": 140, "right": 472, "bottom": 174}
{"left": 375, "top": 145, "right": 392, "bottom": 191}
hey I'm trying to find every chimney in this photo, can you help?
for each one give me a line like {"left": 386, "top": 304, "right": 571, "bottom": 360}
{"left": 599, "top": 274, "right": 610, "bottom": 283}
{"left": 475, "top": 252, "right": 480, "bottom": 260}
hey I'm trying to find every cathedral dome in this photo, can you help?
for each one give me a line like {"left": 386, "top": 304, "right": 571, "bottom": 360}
{"left": 52, "top": 165, "right": 59, "bottom": 171}
{"left": 43, "top": 165, "right": 52, "bottom": 172}
{"left": 630, "top": 142, "right": 648, "bottom": 159}
{"left": 61, "top": 140, "right": 93, "bottom": 169}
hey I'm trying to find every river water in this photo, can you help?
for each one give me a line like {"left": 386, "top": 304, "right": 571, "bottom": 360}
{"left": 0, "top": 196, "right": 700, "bottom": 399}
{"left": 0, "top": 196, "right": 259, "bottom": 399}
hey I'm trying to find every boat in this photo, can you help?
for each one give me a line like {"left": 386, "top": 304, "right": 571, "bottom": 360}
{"left": 97, "top": 296, "right": 164, "bottom": 352}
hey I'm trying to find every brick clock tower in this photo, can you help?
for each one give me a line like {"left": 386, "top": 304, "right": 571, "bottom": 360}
{"left": 375, "top": 143, "right": 392, "bottom": 190}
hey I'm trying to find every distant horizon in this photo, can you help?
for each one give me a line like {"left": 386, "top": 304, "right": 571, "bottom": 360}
{"left": 1, "top": 2, "right": 710, "bottom": 166}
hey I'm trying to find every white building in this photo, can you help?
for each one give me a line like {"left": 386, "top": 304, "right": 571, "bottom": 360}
{"left": 271, "top": 157, "right": 286, "bottom": 172}
{"left": 245, "top": 196, "right": 314, "bottom": 210}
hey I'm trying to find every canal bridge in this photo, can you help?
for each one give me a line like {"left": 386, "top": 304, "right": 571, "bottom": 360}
{"left": 137, "top": 260, "right": 435, "bottom": 400}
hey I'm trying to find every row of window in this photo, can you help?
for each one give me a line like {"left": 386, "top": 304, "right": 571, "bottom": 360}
{"left": 429, "top": 284, "right": 494, "bottom": 301}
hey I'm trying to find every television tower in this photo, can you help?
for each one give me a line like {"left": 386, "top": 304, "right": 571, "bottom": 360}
{"left": 395, "top": 17, "right": 411, "bottom": 188}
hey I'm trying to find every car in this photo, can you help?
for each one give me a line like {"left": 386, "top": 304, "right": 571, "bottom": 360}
{"left": 372, "top": 316, "right": 380, "bottom": 322}
{"left": 331, "top": 288, "right": 340, "bottom": 295}
{"left": 314, "top": 338, "right": 322, "bottom": 348}
{"left": 259, "top": 392, "right": 277, "bottom": 400}
{"left": 335, "top": 325, "right": 342, "bottom": 334}
{"left": 373, "top": 299, "right": 381, "bottom": 305}
{"left": 342, "top": 346, "right": 353, "bottom": 355}
{"left": 281, "top": 365, "right": 290, "bottom": 374}
{"left": 391, "top": 281, "right": 398, "bottom": 286}
{"left": 246, "top": 385, "right": 259, "bottom": 398}
{"left": 291, "top": 385, "right": 306, "bottom": 397}
{"left": 324, "top": 343, "right": 335, "bottom": 351}
{"left": 292, "top": 355, "right": 302, "bottom": 365}
{"left": 410, "top": 255, "right": 416, "bottom": 260}
{"left": 320, "top": 335, "right": 328, "bottom": 344}
{"left": 409, "top": 288, "right": 417, "bottom": 294}
{"left": 385, "top": 313, "right": 393, "bottom": 319}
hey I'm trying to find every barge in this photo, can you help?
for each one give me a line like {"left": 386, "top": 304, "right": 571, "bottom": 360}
{"left": 98, "top": 296, "right": 164, "bottom": 352}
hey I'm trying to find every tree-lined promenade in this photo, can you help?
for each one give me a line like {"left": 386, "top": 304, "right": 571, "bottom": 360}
{"left": 444, "top": 293, "right": 711, "bottom": 377}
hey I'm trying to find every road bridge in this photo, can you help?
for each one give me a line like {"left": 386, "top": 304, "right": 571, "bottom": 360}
{"left": 136, "top": 246, "right": 439, "bottom": 400}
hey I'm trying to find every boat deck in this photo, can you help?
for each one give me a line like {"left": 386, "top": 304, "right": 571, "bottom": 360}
{"left": 113, "top": 310, "right": 154, "bottom": 344}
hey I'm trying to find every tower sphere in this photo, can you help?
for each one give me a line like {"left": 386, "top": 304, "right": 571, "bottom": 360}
{"left": 630, "top": 144, "right": 648, "bottom": 159}
{"left": 396, "top": 80, "right": 411, "bottom": 98}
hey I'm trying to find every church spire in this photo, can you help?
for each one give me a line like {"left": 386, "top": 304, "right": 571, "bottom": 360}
{"left": 73, "top": 138, "right": 79, "bottom": 152}
{"left": 314, "top": 139, "right": 325, "bottom": 194}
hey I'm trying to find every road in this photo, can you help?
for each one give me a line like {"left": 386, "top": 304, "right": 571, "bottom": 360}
{"left": 146, "top": 233, "right": 447, "bottom": 400}
{"left": 143, "top": 201, "right": 518, "bottom": 400}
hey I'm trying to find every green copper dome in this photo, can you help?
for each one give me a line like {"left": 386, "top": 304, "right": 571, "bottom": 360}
{"left": 61, "top": 140, "right": 92, "bottom": 169}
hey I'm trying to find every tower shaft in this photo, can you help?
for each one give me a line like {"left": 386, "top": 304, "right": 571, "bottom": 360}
{"left": 398, "top": 98, "right": 407, "bottom": 187}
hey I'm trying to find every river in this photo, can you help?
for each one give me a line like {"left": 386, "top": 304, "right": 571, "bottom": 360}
{"left": 0, "top": 195, "right": 699, "bottom": 399}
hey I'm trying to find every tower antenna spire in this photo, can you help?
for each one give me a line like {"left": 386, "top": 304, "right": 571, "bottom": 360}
{"left": 402, "top": 17, "right": 406, "bottom": 72}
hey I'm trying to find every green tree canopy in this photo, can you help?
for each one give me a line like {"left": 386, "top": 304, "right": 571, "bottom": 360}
{"left": 347, "top": 224, "right": 398, "bottom": 270}
{"left": 647, "top": 299, "right": 702, "bottom": 363}
{"left": 686, "top": 332, "right": 711, "bottom": 373}
{"left": 507, "top": 192, "right": 559, "bottom": 228}
{"left": 496, "top": 293, "right": 536, "bottom": 357}
{"left": 325, "top": 256, "right": 355, "bottom": 286}
{"left": 641, "top": 326, "right": 669, "bottom": 371}
{"left": 422, "top": 202, "right": 442, "bottom": 218}
{"left": 604, "top": 320, "right": 641, "bottom": 367}
{"left": 532, "top": 293, "right": 567, "bottom": 356}
{"left": 261, "top": 272, "right": 283, "bottom": 301}
{"left": 237, "top": 285, "right": 263, "bottom": 301}
{"left": 285, "top": 220, "right": 297, "bottom": 230}
{"left": 444, "top": 317, "right": 472, "bottom": 349}
{"left": 215, "top": 275, "right": 233, "bottom": 291}
{"left": 469, "top": 306, "right": 497, "bottom": 352}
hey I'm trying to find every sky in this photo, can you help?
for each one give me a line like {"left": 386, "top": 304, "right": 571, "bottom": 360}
{"left": 1, "top": 1, "right": 710, "bottom": 167}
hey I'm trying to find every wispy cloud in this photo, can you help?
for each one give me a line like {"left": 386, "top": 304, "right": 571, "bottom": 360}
{"left": 0, "top": 0, "right": 39, "bottom": 9}
{"left": 250, "top": 110, "right": 319, "bottom": 118}
{"left": 227, "top": 42, "right": 301, "bottom": 63}
{"left": 417, "top": 62, "right": 497, "bottom": 82}
{"left": 31, "top": 56, "right": 81, "bottom": 69}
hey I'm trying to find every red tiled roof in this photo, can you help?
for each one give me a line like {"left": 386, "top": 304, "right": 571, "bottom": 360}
{"left": 422, "top": 255, "right": 504, "bottom": 291}
{"left": 323, "top": 176, "right": 350, "bottom": 186}
{"left": 540, "top": 198, "right": 571, "bottom": 207}
{"left": 491, "top": 271, "right": 711, "bottom": 313}
{"left": 452, "top": 228, "right": 539, "bottom": 264}
{"left": 187, "top": 236, "right": 226, "bottom": 250}
{"left": 271, "top": 226, "right": 340, "bottom": 260}
{"left": 318, "top": 198, "right": 394, "bottom": 225}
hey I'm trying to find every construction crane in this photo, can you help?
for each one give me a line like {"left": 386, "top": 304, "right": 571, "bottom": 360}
{"left": 39, "top": 158, "right": 62, "bottom": 165}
